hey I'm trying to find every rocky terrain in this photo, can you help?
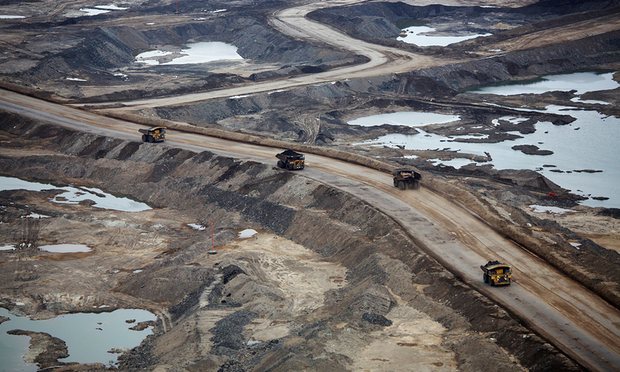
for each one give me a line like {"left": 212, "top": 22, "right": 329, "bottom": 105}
{"left": 0, "top": 0, "right": 619, "bottom": 370}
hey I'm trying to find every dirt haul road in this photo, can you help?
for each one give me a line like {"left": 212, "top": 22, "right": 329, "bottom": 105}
{"left": 82, "top": 0, "right": 445, "bottom": 111}
{"left": 83, "top": 0, "right": 620, "bottom": 112}
{"left": 1, "top": 88, "right": 619, "bottom": 371}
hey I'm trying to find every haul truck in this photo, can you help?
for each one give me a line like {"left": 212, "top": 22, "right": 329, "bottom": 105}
{"left": 393, "top": 169, "right": 421, "bottom": 190}
{"left": 139, "top": 127, "right": 166, "bottom": 143}
{"left": 481, "top": 261, "right": 512, "bottom": 286}
{"left": 276, "top": 149, "right": 305, "bottom": 170}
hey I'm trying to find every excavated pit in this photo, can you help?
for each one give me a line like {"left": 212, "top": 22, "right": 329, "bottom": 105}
{"left": 0, "top": 114, "right": 578, "bottom": 371}
{"left": 1, "top": 0, "right": 619, "bottom": 370}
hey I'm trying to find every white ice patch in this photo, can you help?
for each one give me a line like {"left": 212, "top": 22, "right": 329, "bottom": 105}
{"left": 95, "top": 4, "right": 128, "bottom": 11}
{"left": 0, "top": 245, "right": 16, "bottom": 251}
{"left": 397, "top": 26, "right": 491, "bottom": 47}
{"left": 136, "top": 42, "right": 243, "bottom": 66}
{"left": 529, "top": 205, "right": 574, "bottom": 214}
{"left": 135, "top": 50, "right": 173, "bottom": 65}
{"left": 449, "top": 133, "right": 490, "bottom": 140}
{"left": 163, "top": 42, "right": 243, "bottom": 65}
{"left": 348, "top": 111, "right": 460, "bottom": 127}
{"left": 238, "top": 229, "right": 258, "bottom": 239}
{"left": 570, "top": 97, "right": 610, "bottom": 105}
{"left": 66, "top": 77, "right": 87, "bottom": 82}
{"left": 79, "top": 8, "right": 110, "bottom": 16}
{"left": 23, "top": 213, "right": 49, "bottom": 219}
{"left": 188, "top": 223, "right": 206, "bottom": 231}
{"left": 0, "top": 15, "right": 26, "bottom": 19}
{"left": 39, "top": 244, "right": 92, "bottom": 253}
{"left": 491, "top": 116, "right": 528, "bottom": 126}
{"left": 428, "top": 158, "right": 476, "bottom": 169}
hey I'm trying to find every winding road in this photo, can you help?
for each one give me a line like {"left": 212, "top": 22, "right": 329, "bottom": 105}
{"left": 2, "top": 0, "right": 620, "bottom": 370}
{"left": 82, "top": 0, "right": 446, "bottom": 111}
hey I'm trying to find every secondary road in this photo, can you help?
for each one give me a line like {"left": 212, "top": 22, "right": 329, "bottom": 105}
{"left": 81, "top": 0, "right": 447, "bottom": 111}
{"left": 1, "top": 88, "right": 619, "bottom": 371}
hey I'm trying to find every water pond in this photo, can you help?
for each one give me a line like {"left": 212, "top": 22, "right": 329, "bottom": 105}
{"left": 470, "top": 71, "right": 617, "bottom": 96}
{"left": 348, "top": 111, "right": 460, "bottom": 127}
{"left": 0, "top": 307, "right": 156, "bottom": 371}
{"left": 353, "top": 72, "right": 620, "bottom": 208}
{"left": 136, "top": 42, "right": 243, "bottom": 66}
{"left": 0, "top": 176, "right": 151, "bottom": 212}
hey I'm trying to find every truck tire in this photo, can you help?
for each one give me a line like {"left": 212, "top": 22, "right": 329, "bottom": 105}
{"left": 398, "top": 181, "right": 405, "bottom": 190}
{"left": 277, "top": 160, "right": 284, "bottom": 168}
{"left": 393, "top": 179, "right": 398, "bottom": 187}
{"left": 142, "top": 134, "right": 147, "bottom": 142}
{"left": 413, "top": 181, "right": 420, "bottom": 190}
{"left": 483, "top": 273, "right": 488, "bottom": 284}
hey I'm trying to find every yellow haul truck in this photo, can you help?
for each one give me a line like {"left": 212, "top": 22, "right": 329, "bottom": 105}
{"left": 481, "top": 261, "right": 512, "bottom": 286}
{"left": 276, "top": 149, "right": 305, "bottom": 170}
{"left": 392, "top": 169, "right": 421, "bottom": 190}
{"left": 139, "top": 126, "right": 166, "bottom": 143}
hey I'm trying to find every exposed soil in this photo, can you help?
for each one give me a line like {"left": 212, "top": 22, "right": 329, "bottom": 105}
{"left": 1, "top": 0, "right": 619, "bottom": 370}
{"left": 0, "top": 117, "right": 579, "bottom": 371}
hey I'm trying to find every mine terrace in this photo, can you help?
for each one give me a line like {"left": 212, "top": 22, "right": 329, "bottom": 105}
{"left": 0, "top": 0, "right": 619, "bottom": 371}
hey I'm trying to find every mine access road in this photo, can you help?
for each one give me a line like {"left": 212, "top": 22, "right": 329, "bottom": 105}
{"left": 1, "top": 86, "right": 620, "bottom": 371}
{"left": 3, "top": 0, "right": 620, "bottom": 370}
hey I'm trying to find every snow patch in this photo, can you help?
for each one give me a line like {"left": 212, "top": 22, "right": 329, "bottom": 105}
{"left": 238, "top": 229, "right": 258, "bottom": 239}
{"left": 39, "top": 244, "right": 92, "bottom": 253}
{"left": 529, "top": 205, "right": 574, "bottom": 214}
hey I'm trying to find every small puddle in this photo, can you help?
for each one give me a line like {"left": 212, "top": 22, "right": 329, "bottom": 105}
{"left": 0, "top": 307, "right": 156, "bottom": 370}
{"left": 0, "top": 176, "right": 151, "bottom": 212}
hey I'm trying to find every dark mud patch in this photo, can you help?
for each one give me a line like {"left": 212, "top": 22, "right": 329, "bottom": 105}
{"left": 512, "top": 144, "right": 554, "bottom": 155}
